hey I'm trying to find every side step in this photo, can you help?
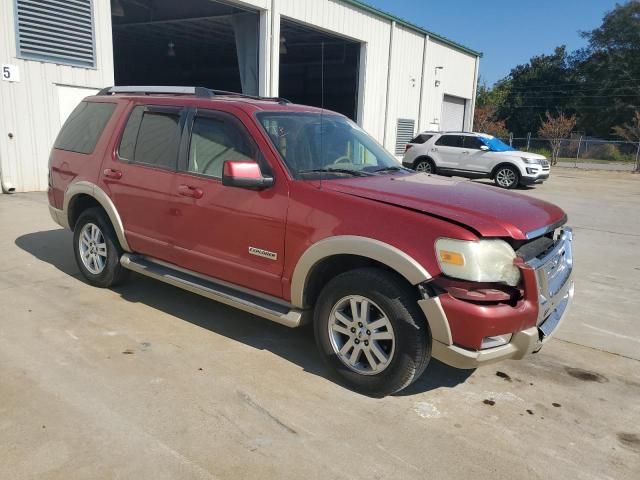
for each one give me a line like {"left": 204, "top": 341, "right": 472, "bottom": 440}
{"left": 120, "top": 254, "right": 304, "bottom": 328}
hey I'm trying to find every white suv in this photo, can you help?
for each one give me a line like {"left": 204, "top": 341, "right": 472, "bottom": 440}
{"left": 402, "top": 132, "right": 550, "bottom": 189}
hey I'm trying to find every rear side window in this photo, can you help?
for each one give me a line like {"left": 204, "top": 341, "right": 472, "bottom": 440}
{"left": 118, "top": 106, "right": 144, "bottom": 160}
{"left": 54, "top": 101, "right": 116, "bottom": 154}
{"left": 410, "top": 134, "right": 433, "bottom": 144}
{"left": 435, "top": 135, "right": 464, "bottom": 148}
{"left": 118, "top": 106, "right": 181, "bottom": 169}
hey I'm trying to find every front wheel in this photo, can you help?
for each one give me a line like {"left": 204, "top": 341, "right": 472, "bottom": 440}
{"left": 314, "top": 268, "right": 431, "bottom": 397}
{"left": 494, "top": 165, "right": 520, "bottom": 189}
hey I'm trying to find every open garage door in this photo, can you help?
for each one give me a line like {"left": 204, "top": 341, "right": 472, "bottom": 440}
{"left": 111, "top": 0, "right": 259, "bottom": 95}
{"left": 279, "top": 19, "right": 361, "bottom": 121}
{"left": 441, "top": 95, "right": 466, "bottom": 131}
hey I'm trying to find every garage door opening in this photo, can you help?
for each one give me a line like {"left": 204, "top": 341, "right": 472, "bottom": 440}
{"left": 441, "top": 95, "right": 467, "bottom": 132}
{"left": 279, "top": 19, "right": 361, "bottom": 120}
{"left": 111, "top": 0, "right": 259, "bottom": 95}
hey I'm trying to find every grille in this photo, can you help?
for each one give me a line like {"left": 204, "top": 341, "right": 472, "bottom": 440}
{"left": 395, "top": 119, "right": 416, "bottom": 155}
{"left": 527, "top": 229, "right": 574, "bottom": 328}
{"left": 15, "top": 0, "right": 96, "bottom": 68}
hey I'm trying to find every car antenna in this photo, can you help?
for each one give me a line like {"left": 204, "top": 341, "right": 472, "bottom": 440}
{"left": 320, "top": 41, "right": 325, "bottom": 190}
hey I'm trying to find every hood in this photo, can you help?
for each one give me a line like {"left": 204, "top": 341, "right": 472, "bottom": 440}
{"left": 493, "top": 150, "right": 547, "bottom": 161}
{"left": 325, "top": 173, "right": 566, "bottom": 240}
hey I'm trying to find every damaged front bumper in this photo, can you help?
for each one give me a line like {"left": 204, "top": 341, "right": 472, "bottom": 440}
{"left": 423, "top": 228, "right": 574, "bottom": 369}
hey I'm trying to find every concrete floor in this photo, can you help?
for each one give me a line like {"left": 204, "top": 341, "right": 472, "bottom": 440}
{"left": 1, "top": 169, "right": 639, "bottom": 479}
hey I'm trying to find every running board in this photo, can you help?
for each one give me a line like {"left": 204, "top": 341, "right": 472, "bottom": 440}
{"left": 120, "top": 254, "right": 304, "bottom": 328}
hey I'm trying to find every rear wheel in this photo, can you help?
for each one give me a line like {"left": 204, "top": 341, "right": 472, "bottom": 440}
{"left": 314, "top": 268, "right": 431, "bottom": 397}
{"left": 494, "top": 165, "right": 520, "bottom": 189}
{"left": 73, "top": 207, "right": 129, "bottom": 288}
{"left": 415, "top": 158, "right": 435, "bottom": 174}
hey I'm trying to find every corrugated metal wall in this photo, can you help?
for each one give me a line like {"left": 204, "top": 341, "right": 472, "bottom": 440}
{"left": 0, "top": 0, "right": 114, "bottom": 193}
{"left": 0, "top": 0, "right": 478, "bottom": 192}
{"left": 384, "top": 24, "right": 424, "bottom": 151}
{"left": 420, "top": 39, "right": 478, "bottom": 133}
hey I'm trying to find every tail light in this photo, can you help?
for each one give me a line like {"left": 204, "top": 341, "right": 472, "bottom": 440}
{"left": 405, "top": 144, "right": 413, "bottom": 153}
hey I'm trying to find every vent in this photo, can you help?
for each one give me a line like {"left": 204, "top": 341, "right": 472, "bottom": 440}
{"left": 395, "top": 118, "right": 415, "bottom": 155}
{"left": 14, "top": 0, "right": 96, "bottom": 68}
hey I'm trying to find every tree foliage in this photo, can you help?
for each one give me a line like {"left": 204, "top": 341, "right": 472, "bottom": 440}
{"left": 473, "top": 105, "right": 509, "bottom": 137}
{"left": 478, "top": 1, "right": 640, "bottom": 138}
{"left": 538, "top": 111, "right": 577, "bottom": 165}
{"left": 612, "top": 110, "right": 640, "bottom": 172}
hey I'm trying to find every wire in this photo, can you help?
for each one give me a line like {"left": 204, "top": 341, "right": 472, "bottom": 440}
{"left": 490, "top": 78, "right": 640, "bottom": 90}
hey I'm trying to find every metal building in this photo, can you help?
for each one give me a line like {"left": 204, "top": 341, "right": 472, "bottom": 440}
{"left": 0, "top": 0, "right": 480, "bottom": 193}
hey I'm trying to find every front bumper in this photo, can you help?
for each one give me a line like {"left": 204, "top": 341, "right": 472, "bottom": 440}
{"left": 424, "top": 228, "right": 574, "bottom": 369}
{"left": 521, "top": 173, "right": 550, "bottom": 185}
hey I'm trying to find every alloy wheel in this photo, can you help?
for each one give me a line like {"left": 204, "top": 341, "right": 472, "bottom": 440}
{"left": 328, "top": 295, "right": 396, "bottom": 375}
{"left": 416, "top": 161, "right": 432, "bottom": 173}
{"left": 496, "top": 168, "right": 517, "bottom": 188}
{"left": 78, "top": 222, "right": 108, "bottom": 275}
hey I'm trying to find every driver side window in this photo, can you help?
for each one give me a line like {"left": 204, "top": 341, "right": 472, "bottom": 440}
{"left": 187, "top": 115, "right": 253, "bottom": 178}
{"left": 463, "top": 136, "right": 485, "bottom": 150}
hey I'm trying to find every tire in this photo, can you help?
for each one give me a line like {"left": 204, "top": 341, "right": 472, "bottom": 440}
{"left": 494, "top": 165, "right": 520, "bottom": 189}
{"left": 414, "top": 158, "right": 435, "bottom": 174}
{"left": 73, "top": 207, "right": 130, "bottom": 288}
{"left": 313, "top": 268, "right": 431, "bottom": 397}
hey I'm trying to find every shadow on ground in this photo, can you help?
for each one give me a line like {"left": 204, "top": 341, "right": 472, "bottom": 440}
{"left": 16, "top": 229, "right": 474, "bottom": 396}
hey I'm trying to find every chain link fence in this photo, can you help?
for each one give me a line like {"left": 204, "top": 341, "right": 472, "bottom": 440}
{"left": 497, "top": 134, "right": 640, "bottom": 171}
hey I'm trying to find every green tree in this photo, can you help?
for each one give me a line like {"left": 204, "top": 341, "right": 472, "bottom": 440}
{"left": 496, "top": 46, "right": 579, "bottom": 135}
{"left": 478, "top": 2, "right": 640, "bottom": 138}
{"left": 576, "top": 1, "right": 640, "bottom": 137}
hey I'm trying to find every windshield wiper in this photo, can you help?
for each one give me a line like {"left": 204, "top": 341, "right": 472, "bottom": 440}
{"left": 298, "top": 168, "right": 372, "bottom": 177}
{"left": 372, "top": 166, "right": 410, "bottom": 173}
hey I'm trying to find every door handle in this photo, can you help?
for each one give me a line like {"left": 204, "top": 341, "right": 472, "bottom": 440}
{"left": 462, "top": 151, "right": 469, "bottom": 155}
{"left": 431, "top": 148, "right": 438, "bottom": 152}
{"left": 103, "top": 168, "right": 123, "bottom": 180}
{"left": 178, "top": 184, "right": 204, "bottom": 199}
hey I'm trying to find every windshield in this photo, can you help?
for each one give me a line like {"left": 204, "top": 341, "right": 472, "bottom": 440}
{"left": 480, "top": 136, "right": 516, "bottom": 152}
{"left": 257, "top": 112, "right": 401, "bottom": 178}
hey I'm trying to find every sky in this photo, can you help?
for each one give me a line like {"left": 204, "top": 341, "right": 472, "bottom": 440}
{"left": 365, "top": 0, "right": 621, "bottom": 86}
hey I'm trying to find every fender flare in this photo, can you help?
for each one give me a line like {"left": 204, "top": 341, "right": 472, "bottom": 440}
{"left": 63, "top": 181, "right": 132, "bottom": 252}
{"left": 290, "top": 236, "right": 452, "bottom": 344}
{"left": 290, "top": 236, "right": 431, "bottom": 307}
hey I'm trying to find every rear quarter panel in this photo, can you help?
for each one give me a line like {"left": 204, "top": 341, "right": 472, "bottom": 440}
{"left": 48, "top": 98, "right": 128, "bottom": 211}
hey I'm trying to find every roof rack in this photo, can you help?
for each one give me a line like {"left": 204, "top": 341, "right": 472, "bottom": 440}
{"left": 97, "top": 86, "right": 291, "bottom": 104}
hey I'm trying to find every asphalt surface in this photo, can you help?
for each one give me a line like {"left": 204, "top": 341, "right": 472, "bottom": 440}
{"left": 556, "top": 162, "right": 636, "bottom": 172}
{"left": 1, "top": 169, "right": 639, "bottom": 479}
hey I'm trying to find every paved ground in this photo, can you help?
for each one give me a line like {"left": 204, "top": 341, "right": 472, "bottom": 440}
{"left": 1, "top": 169, "right": 639, "bottom": 479}
{"left": 556, "top": 161, "right": 636, "bottom": 172}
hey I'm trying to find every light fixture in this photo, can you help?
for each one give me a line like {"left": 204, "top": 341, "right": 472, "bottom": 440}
{"left": 111, "top": 0, "right": 125, "bottom": 17}
{"left": 280, "top": 36, "right": 288, "bottom": 55}
{"left": 167, "top": 42, "right": 176, "bottom": 58}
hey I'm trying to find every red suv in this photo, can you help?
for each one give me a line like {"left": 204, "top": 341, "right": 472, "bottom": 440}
{"left": 48, "top": 86, "right": 574, "bottom": 396}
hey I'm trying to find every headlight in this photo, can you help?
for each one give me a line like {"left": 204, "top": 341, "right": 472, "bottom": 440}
{"left": 522, "top": 157, "right": 541, "bottom": 165}
{"left": 435, "top": 238, "right": 521, "bottom": 286}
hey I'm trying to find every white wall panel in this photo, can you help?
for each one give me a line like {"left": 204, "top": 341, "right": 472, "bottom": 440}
{"left": 0, "top": 0, "right": 114, "bottom": 192}
{"left": 420, "top": 38, "right": 477, "bottom": 133}
{"left": 384, "top": 24, "right": 424, "bottom": 151}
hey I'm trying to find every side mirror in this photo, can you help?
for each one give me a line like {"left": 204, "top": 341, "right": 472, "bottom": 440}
{"left": 222, "top": 161, "right": 274, "bottom": 190}
{"left": 480, "top": 145, "right": 490, "bottom": 151}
